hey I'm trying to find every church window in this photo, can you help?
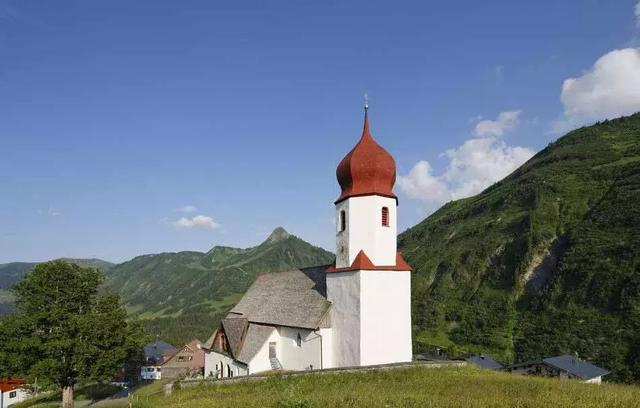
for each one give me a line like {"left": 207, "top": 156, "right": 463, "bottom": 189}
{"left": 296, "top": 333, "right": 302, "bottom": 347}
{"left": 339, "top": 210, "right": 346, "bottom": 232}
{"left": 381, "top": 207, "right": 389, "bottom": 226}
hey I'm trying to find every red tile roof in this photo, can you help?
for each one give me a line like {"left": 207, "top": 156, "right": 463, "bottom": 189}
{"left": 326, "top": 251, "right": 412, "bottom": 273}
{"left": 0, "top": 379, "right": 26, "bottom": 392}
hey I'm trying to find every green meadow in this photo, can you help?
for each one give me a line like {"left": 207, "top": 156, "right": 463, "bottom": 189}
{"left": 132, "top": 365, "right": 640, "bottom": 408}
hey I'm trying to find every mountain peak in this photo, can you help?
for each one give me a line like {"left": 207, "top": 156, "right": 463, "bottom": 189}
{"left": 266, "top": 227, "right": 290, "bottom": 243}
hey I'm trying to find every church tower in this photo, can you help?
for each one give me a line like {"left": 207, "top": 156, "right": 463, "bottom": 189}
{"left": 326, "top": 104, "right": 412, "bottom": 367}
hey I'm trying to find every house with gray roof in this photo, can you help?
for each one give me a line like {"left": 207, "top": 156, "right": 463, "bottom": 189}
{"left": 507, "top": 354, "right": 609, "bottom": 384}
{"left": 141, "top": 339, "right": 177, "bottom": 380}
{"left": 466, "top": 355, "right": 504, "bottom": 371}
{"left": 203, "top": 108, "right": 414, "bottom": 378}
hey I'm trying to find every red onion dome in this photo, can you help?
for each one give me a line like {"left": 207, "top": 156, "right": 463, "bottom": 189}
{"left": 335, "top": 109, "right": 397, "bottom": 204}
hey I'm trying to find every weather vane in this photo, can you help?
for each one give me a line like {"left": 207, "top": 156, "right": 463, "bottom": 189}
{"left": 364, "top": 93, "right": 369, "bottom": 110}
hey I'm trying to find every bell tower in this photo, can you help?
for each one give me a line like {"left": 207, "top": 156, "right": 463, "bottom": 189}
{"left": 333, "top": 104, "right": 398, "bottom": 268}
{"left": 326, "top": 103, "right": 412, "bottom": 367}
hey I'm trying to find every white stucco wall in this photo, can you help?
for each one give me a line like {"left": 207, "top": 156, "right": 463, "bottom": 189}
{"left": 359, "top": 270, "right": 412, "bottom": 365}
{"left": 328, "top": 269, "right": 412, "bottom": 368}
{"left": 335, "top": 195, "right": 397, "bottom": 268}
{"left": 247, "top": 329, "right": 281, "bottom": 374}
{"left": 326, "top": 271, "right": 361, "bottom": 367}
{"left": 278, "top": 327, "right": 323, "bottom": 370}
{"left": 319, "top": 327, "right": 334, "bottom": 369}
{"left": 140, "top": 366, "right": 162, "bottom": 380}
{"left": 1, "top": 388, "right": 28, "bottom": 408}
{"left": 204, "top": 351, "right": 248, "bottom": 378}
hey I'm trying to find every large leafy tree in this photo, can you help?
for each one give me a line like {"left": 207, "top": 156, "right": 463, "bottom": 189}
{"left": 0, "top": 261, "right": 146, "bottom": 408}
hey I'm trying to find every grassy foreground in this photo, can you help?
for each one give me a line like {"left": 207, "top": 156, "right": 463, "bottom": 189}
{"left": 132, "top": 365, "right": 640, "bottom": 407}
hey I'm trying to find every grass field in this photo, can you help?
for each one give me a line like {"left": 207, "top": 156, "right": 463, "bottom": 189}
{"left": 131, "top": 365, "right": 640, "bottom": 407}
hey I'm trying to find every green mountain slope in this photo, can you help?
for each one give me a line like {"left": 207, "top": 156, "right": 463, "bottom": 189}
{"left": 0, "top": 259, "right": 114, "bottom": 315}
{"left": 399, "top": 113, "right": 640, "bottom": 382}
{"left": 105, "top": 227, "right": 334, "bottom": 345}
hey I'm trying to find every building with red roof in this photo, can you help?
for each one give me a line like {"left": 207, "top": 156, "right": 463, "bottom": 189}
{"left": 0, "top": 379, "right": 28, "bottom": 408}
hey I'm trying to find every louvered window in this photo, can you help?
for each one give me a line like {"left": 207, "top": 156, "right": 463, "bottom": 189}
{"left": 340, "top": 210, "right": 346, "bottom": 232}
{"left": 382, "top": 207, "right": 389, "bottom": 226}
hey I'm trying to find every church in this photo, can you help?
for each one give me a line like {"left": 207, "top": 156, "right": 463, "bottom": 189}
{"left": 203, "top": 106, "right": 412, "bottom": 378}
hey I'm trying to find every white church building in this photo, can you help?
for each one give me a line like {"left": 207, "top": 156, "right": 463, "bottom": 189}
{"left": 203, "top": 106, "right": 412, "bottom": 378}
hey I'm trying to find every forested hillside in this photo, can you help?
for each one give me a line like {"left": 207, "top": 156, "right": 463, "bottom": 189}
{"left": 0, "top": 229, "right": 332, "bottom": 346}
{"left": 399, "top": 113, "right": 640, "bottom": 382}
{"left": 105, "top": 227, "right": 333, "bottom": 345}
{"left": 0, "top": 258, "right": 113, "bottom": 315}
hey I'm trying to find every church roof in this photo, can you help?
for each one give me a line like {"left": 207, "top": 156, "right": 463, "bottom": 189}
{"left": 221, "top": 317, "right": 248, "bottom": 358}
{"left": 325, "top": 251, "right": 412, "bottom": 273}
{"left": 230, "top": 266, "right": 331, "bottom": 330}
{"left": 236, "top": 324, "right": 276, "bottom": 364}
{"left": 335, "top": 108, "right": 397, "bottom": 204}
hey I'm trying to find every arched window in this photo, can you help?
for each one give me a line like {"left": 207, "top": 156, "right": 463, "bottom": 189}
{"left": 296, "top": 333, "right": 302, "bottom": 348}
{"left": 381, "top": 207, "right": 389, "bottom": 226}
{"left": 339, "top": 210, "right": 346, "bottom": 232}
{"left": 227, "top": 365, "right": 232, "bottom": 377}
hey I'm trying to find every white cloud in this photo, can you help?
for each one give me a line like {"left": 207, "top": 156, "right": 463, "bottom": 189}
{"left": 176, "top": 205, "right": 197, "bottom": 213}
{"left": 397, "top": 161, "right": 450, "bottom": 205}
{"left": 473, "top": 110, "right": 521, "bottom": 138}
{"left": 173, "top": 215, "right": 220, "bottom": 230}
{"left": 398, "top": 110, "right": 535, "bottom": 208}
{"left": 555, "top": 48, "right": 640, "bottom": 130}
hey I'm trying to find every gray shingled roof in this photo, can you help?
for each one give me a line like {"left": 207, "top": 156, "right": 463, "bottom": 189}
{"left": 543, "top": 355, "right": 609, "bottom": 380}
{"left": 466, "top": 355, "right": 503, "bottom": 371}
{"left": 236, "top": 324, "right": 276, "bottom": 364}
{"left": 203, "top": 331, "right": 216, "bottom": 350}
{"left": 230, "top": 266, "right": 331, "bottom": 329}
{"left": 143, "top": 340, "right": 177, "bottom": 364}
{"left": 221, "top": 317, "right": 248, "bottom": 358}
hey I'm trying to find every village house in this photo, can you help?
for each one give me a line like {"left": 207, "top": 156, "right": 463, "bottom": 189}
{"left": 203, "top": 106, "right": 413, "bottom": 378}
{"left": 507, "top": 355, "right": 609, "bottom": 384}
{"left": 0, "top": 379, "right": 28, "bottom": 408}
{"left": 141, "top": 339, "right": 177, "bottom": 381}
{"left": 466, "top": 355, "right": 504, "bottom": 371}
{"left": 161, "top": 339, "right": 205, "bottom": 379}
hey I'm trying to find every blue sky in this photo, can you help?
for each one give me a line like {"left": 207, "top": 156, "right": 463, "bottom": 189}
{"left": 1, "top": 0, "right": 640, "bottom": 263}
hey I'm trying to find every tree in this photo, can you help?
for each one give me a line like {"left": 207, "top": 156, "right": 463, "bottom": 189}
{"left": 0, "top": 261, "right": 146, "bottom": 408}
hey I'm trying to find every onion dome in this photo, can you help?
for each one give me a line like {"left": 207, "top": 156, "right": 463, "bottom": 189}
{"left": 336, "top": 107, "right": 397, "bottom": 204}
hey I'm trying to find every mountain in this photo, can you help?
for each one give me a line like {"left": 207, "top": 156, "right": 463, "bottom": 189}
{"left": 0, "top": 258, "right": 114, "bottom": 315}
{"left": 399, "top": 113, "right": 640, "bottom": 382}
{"left": 105, "top": 227, "right": 334, "bottom": 345}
